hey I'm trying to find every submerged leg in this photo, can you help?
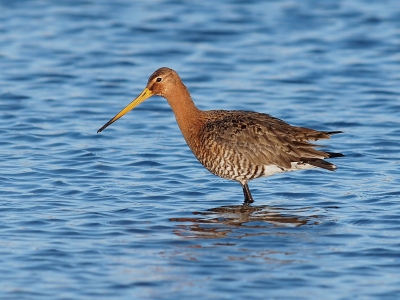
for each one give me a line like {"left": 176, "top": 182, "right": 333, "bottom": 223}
{"left": 241, "top": 182, "right": 254, "bottom": 204}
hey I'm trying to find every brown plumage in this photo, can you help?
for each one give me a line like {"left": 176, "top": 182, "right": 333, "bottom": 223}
{"left": 98, "top": 67, "right": 343, "bottom": 204}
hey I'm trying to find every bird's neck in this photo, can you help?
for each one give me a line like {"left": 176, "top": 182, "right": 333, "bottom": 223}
{"left": 164, "top": 82, "right": 205, "bottom": 146}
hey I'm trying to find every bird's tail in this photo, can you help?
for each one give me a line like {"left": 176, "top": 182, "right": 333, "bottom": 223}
{"left": 324, "top": 131, "right": 343, "bottom": 136}
{"left": 326, "top": 151, "right": 345, "bottom": 158}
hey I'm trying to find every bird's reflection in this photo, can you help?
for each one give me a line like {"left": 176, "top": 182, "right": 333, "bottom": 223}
{"left": 170, "top": 203, "right": 320, "bottom": 239}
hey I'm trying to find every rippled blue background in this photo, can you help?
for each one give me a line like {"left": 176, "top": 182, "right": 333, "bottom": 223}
{"left": 1, "top": 0, "right": 400, "bottom": 299}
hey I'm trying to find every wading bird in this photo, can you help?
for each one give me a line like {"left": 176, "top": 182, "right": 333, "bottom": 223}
{"left": 98, "top": 67, "right": 343, "bottom": 204}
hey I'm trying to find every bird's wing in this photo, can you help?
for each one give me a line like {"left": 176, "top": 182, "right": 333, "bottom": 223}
{"left": 200, "top": 111, "right": 332, "bottom": 170}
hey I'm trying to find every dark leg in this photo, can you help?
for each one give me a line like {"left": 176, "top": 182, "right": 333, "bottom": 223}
{"left": 241, "top": 183, "right": 254, "bottom": 204}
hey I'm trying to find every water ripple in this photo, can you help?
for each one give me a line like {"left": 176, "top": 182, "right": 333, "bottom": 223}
{"left": 0, "top": 0, "right": 400, "bottom": 299}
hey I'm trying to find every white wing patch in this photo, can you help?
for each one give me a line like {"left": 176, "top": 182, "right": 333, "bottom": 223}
{"left": 261, "top": 162, "right": 316, "bottom": 177}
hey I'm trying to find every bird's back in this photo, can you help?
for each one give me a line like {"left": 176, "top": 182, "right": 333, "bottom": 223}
{"left": 190, "top": 110, "right": 342, "bottom": 183}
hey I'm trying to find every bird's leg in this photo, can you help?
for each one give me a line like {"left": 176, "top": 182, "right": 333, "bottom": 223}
{"left": 241, "top": 183, "right": 254, "bottom": 204}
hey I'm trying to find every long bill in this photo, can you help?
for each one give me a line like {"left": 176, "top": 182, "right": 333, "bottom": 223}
{"left": 97, "top": 87, "right": 154, "bottom": 133}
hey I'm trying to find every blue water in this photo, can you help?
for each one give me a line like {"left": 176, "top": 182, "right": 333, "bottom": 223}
{"left": 1, "top": 0, "right": 400, "bottom": 299}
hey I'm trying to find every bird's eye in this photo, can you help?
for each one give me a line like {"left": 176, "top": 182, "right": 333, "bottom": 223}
{"left": 156, "top": 77, "right": 162, "bottom": 82}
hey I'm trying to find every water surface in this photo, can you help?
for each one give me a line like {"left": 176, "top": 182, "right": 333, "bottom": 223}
{"left": 1, "top": 0, "right": 400, "bottom": 299}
